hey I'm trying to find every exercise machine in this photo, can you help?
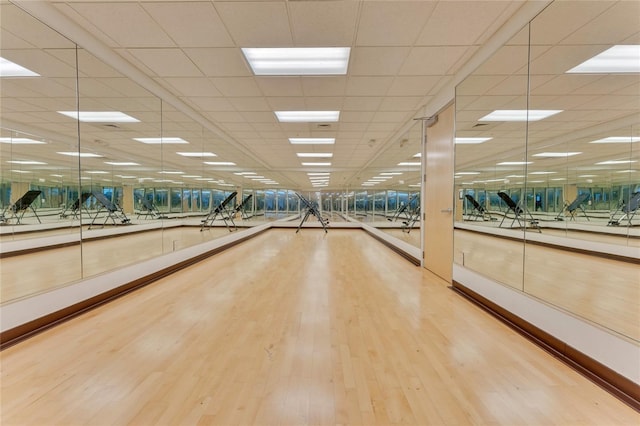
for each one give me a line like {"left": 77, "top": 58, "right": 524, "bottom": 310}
{"left": 388, "top": 195, "right": 417, "bottom": 222}
{"left": 0, "top": 190, "right": 42, "bottom": 224}
{"left": 464, "top": 194, "right": 493, "bottom": 221}
{"left": 201, "top": 191, "right": 237, "bottom": 231}
{"left": 497, "top": 191, "right": 541, "bottom": 232}
{"left": 555, "top": 193, "right": 590, "bottom": 221}
{"left": 296, "top": 193, "right": 329, "bottom": 233}
{"left": 608, "top": 191, "right": 640, "bottom": 226}
{"left": 88, "top": 190, "right": 131, "bottom": 229}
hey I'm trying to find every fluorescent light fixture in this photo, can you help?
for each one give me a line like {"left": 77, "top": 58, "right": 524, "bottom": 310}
{"left": 578, "top": 175, "right": 597, "bottom": 178}
{"left": 455, "top": 137, "right": 493, "bottom": 144}
{"left": 307, "top": 172, "right": 330, "bottom": 176}
{"left": 596, "top": 160, "right": 637, "bottom": 165}
{"left": 182, "top": 175, "right": 201, "bottom": 178}
{"left": 104, "top": 161, "right": 139, "bottom": 166}
{"left": 380, "top": 172, "right": 403, "bottom": 175}
{"left": 590, "top": 136, "right": 640, "bottom": 144}
{"left": 11, "top": 170, "right": 31, "bottom": 174}
{"left": 413, "top": 153, "right": 422, "bottom": 157}
{"left": 176, "top": 152, "right": 216, "bottom": 157}
{"left": 158, "top": 171, "right": 184, "bottom": 174}
{"left": 245, "top": 175, "right": 265, "bottom": 179}
{"left": 529, "top": 171, "right": 557, "bottom": 175}
{"left": 0, "top": 57, "right": 39, "bottom": 77}
{"left": 551, "top": 178, "right": 567, "bottom": 181}
{"left": 408, "top": 184, "right": 421, "bottom": 187}
{"left": 567, "top": 45, "right": 640, "bottom": 73}
{"left": 289, "top": 138, "right": 335, "bottom": 145}
{"left": 0, "top": 137, "right": 45, "bottom": 144}
{"left": 479, "top": 110, "right": 562, "bottom": 122}
{"left": 506, "top": 175, "right": 525, "bottom": 178}
{"left": 302, "top": 162, "right": 331, "bottom": 166}
{"left": 234, "top": 172, "right": 256, "bottom": 175}
{"left": 58, "top": 111, "right": 139, "bottom": 123}
{"left": 242, "top": 47, "right": 350, "bottom": 75}
{"left": 133, "top": 137, "right": 189, "bottom": 144}
{"left": 533, "top": 152, "right": 582, "bottom": 158}
{"left": 204, "top": 161, "right": 236, "bottom": 166}
{"left": 85, "top": 170, "right": 109, "bottom": 174}
{"left": 455, "top": 172, "right": 480, "bottom": 175}
{"left": 296, "top": 153, "right": 333, "bottom": 158}
{"left": 50, "top": 174, "right": 63, "bottom": 177}
{"left": 497, "top": 161, "right": 532, "bottom": 165}
{"left": 58, "top": 151, "right": 103, "bottom": 158}
{"left": 7, "top": 160, "right": 46, "bottom": 165}
{"left": 276, "top": 111, "right": 339, "bottom": 122}
{"left": 115, "top": 175, "right": 137, "bottom": 179}
{"left": 615, "top": 170, "right": 636, "bottom": 173}
{"left": 195, "top": 178, "right": 211, "bottom": 181}
{"left": 398, "top": 162, "right": 420, "bottom": 166}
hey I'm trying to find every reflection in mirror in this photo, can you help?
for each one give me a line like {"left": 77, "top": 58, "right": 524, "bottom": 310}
{"left": 0, "top": 3, "right": 82, "bottom": 302}
{"left": 523, "top": 0, "right": 639, "bottom": 342}
{"left": 349, "top": 119, "right": 422, "bottom": 248}
{"left": 454, "top": 24, "right": 530, "bottom": 291}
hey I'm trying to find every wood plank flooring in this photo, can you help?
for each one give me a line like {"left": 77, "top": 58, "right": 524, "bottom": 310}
{"left": 1, "top": 229, "right": 637, "bottom": 425}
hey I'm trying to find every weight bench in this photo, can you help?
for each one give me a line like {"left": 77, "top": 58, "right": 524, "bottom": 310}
{"left": 497, "top": 191, "right": 541, "bottom": 232}
{"left": 464, "top": 194, "right": 493, "bottom": 221}
{"left": 137, "top": 197, "right": 163, "bottom": 219}
{"left": 296, "top": 193, "right": 329, "bottom": 233}
{"left": 608, "top": 192, "right": 640, "bottom": 226}
{"left": 60, "top": 192, "right": 92, "bottom": 219}
{"left": 0, "top": 190, "right": 42, "bottom": 224}
{"left": 88, "top": 191, "right": 131, "bottom": 229}
{"left": 201, "top": 191, "right": 237, "bottom": 231}
{"left": 556, "top": 193, "right": 590, "bottom": 221}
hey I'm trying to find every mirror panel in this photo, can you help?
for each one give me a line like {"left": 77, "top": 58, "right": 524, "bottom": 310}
{"left": 454, "top": 25, "right": 531, "bottom": 291}
{"left": 523, "top": 0, "right": 640, "bottom": 341}
{"left": 1, "top": 3, "right": 82, "bottom": 302}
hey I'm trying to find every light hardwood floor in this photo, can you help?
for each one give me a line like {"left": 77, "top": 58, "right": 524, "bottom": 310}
{"left": 1, "top": 229, "right": 637, "bottom": 425}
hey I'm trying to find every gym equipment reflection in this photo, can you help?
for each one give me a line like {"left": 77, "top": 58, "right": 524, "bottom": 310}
{"left": 0, "top": 190, "right": 42, "bottom": 225}
{"left": 201, "top": 191, "right": 238, "bottom": 232}
{"left": 296, "top": 193, "right": 329, "bottom": 233}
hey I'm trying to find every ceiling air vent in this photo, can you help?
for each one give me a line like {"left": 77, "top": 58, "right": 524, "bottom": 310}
{"left": 315, "top": 123, "right": 332, "bottom": 130}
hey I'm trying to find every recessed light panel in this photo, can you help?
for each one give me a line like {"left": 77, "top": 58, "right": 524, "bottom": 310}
{"left": 176, "top": 152, "right": 216, "bottom": 157}
{"left": 497, "top": 161, "right": 532, "bottom": 165}
{"left": 289, "top": 138, "right": 335, "bottom": 145}
{"left": 532, "top": 152, "right": 582, "bottom": 157}
{"left": 276, "top": 111, "right": 339, "bottom": 122}
{"left": 104, "top": 161, "right": 140, "bottom": 166}
{"left": 58, "top": 152, "right": 103, "bottom": 158}
{"left": 0, "top": 57, "right": 39, "bottom": 77}
{"left": 455, "top": 137, "right": 493, "bottom": 144}
{"left": 134, "top": 137, "right": 188, "bottom": 144}
{"left": 590, "top": 136, "right": 640, "bottom": 144}
{"left": 296, "top": 153, "right": 333, "bottom": 158}
{"left": 302, "top": 162, "right": 331, "bottom": 166}
{"left": 58, "top": 111, "right": 140, "bottom": 123}
{"left": 242, "top": 47, "right": 350, "bottom": 75}
{"left": 596, "top": 160, "right": 637, "bottom": 165}
{"left": 7, "top": 160, "right": 46, "bottom": 165}
{"left": 398, "top": 162, "right": 420, "bottom": 166}
{"left": 0, "top": 137, "right": 45, "bottom": 144}
{"left": 479, "top": 110, "right": 562, "bottom": 121}
{"left": 204, "top": 161, "right": 236, "bottom": 166}
{"left": 567, "top": 45, "right": 640, "bottom": 74}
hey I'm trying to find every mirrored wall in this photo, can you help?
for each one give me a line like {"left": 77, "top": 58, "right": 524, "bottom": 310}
{"left": 454, "top": 1, "right": 639, "bottom": 341}
{"left": 0, "top": 4, "right": 266, "bottom": 304}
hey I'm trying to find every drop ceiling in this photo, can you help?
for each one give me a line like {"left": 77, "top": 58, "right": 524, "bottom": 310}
{"left": 1, "top": 0, "right": 638, "bottom": 191}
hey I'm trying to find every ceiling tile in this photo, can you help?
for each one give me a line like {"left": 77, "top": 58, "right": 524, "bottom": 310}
{"left": 184, "top": 48, "right": 252, "bottom": 77}
{"left": 356, "top": 1, "right": 436, "bottom": 46}
{"left": 127, "top": 48, "right": 202, "bottom": 77}
{"left": 349, "top": 47, "right": 411, "bottom": 76}
{"left": 143, "top": 2, "right": 234, "bottom": 47}
{"left": 345, "top": 77, "right": 394, "bottom": 96}
{"left": 214, "top": 2, "right": 292, "bottom": 46}
{"left": 400, "top": 46, "right": 470, "bottom": 76}
{"left": 288, "top": 1, "right": 358, "bottom": 46}
{"left": 65, "top": 2, "right": 175, "bottom": 48}
{"left": 210, "top": 77, "right": 262, "bottom": 97}
{"left": 256, "top": 77, "right": 304, "bottom": 97}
